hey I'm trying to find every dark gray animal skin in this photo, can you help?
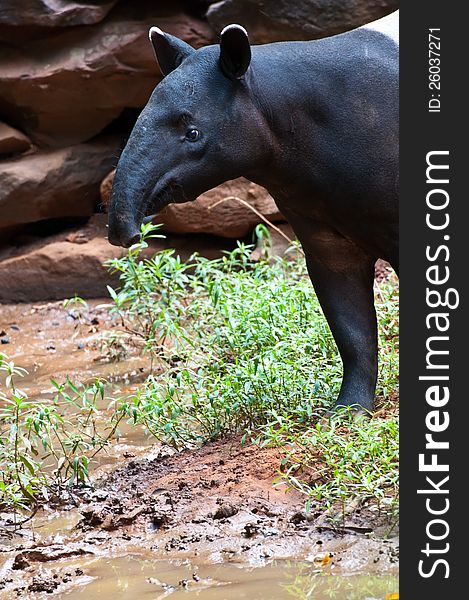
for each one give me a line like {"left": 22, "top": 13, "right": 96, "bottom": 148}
{"left": 108, "top": 14, "right": 399, "bottom": 411}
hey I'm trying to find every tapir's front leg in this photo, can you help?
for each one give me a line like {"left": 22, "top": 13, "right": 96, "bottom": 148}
{"left": 288, "top": 217, "right": 378, "bottom": 411}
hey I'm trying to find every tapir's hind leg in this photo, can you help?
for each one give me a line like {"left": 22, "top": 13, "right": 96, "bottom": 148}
{"left": 294, "top": 222, "right": 378, "bottom": 411}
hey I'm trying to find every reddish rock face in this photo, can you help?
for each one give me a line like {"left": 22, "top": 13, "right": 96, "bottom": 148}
{"left": 0, "top": 215, "right": 127, "bottom": 302}
{"left": 207, "top": 0, "right": 399, "bottom": 43}
{"left": 1, "top": 0, "right": 397, "bottom": 266}
{"left": 0, "top": 0, "right": 119, "bottom": 27}
{"left": 0, "top": 215, "right": 240, "bottom": 302}
{"left": 0, "top": 123, "right": 32, "bottom": 156}
{"left": 154, "top": 179, "right": 285, "bottom": 239}
{"left": 0, "top": 136, "right": 121, "bottom": 230}
{"left": 0, "top": 1, "right": 214, "bottom": 148}
{"left": 101, "top": 170, "right": 284, "bottom": 239}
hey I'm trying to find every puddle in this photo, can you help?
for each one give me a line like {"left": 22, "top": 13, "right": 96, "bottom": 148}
{"left": 0, "top": 300, "right": 156, "bottom": 469}
{"left": 1, "top": 554, "right": 398, "bottom": 600}
{"left": 0, "top": 300, "right": 149, "bottom": 396}
{"left": 64, "top": 557, "right": 398, "bottom": 599}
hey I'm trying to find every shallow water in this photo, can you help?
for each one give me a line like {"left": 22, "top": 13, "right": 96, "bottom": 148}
{"left": 0, "top": 300, "right": 155, "bottom": 465}
{"left": 47, "top": 555, "right": 399, "bottom": 599}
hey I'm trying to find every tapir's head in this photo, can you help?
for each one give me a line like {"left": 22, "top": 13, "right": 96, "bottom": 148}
{"left": 108, "top": 25, "right": 270, "bottom": 247}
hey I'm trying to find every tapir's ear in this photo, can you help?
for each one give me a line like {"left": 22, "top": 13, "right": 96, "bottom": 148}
{"left": 219, "top": 24, "right": 251, "bottom": 80}
{"left": 149, "top": 27, "right": 195, "bottom": 76}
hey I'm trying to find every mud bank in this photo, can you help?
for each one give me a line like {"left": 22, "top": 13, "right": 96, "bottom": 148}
{"left": 0, "top": 436, "right": 398, "bottom": 597}
{"left": 0, "top": 299, "right": 398, "bottom": 598}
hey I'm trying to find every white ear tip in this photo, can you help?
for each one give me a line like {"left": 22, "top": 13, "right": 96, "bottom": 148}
{"left": 149, "top": 26, "right": 165, "bottom": 40}
{"left": 221, "top": 24, "right": 248, "bottom": 37}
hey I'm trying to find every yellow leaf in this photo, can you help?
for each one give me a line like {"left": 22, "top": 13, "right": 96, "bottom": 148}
{"left": 385, "top": 594, "right": 399, "bottom": 600}
{"left": 313, "top": 552, "right": 332, "bottom": 567}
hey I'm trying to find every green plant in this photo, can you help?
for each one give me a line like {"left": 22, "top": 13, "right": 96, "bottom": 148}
{"left": 102, "top": 223, "right": 191, "bottom": 367}
{"left": 0, "top": 354, "right": 133, "bottom": 524}
{"left": 283, "top": 569, "right": 398, "bottom": 600}
{"left": 253, "top": 223, "right": 273, "bottom": 260}
{"left": 0, "top": 223, "right": 399, "bottom": 523}
{"left": 102, "top": 225, "right": 399, "bottom": 516}
{"left": 260, "top": 410, "right": 399, "bottom": 519}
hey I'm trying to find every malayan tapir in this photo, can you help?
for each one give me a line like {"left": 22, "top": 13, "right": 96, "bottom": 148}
{"left": 108, "top": 11, "right": 399, "bottom": 412}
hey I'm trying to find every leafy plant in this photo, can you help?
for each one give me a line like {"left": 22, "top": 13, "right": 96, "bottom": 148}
{"left": 0, "top": 355, "right": 132, "bottom": 523}
{"left": 102, "top": 224, "right": 399, "bottom": 515}
{"left": 0, "top": 223, "right": 399, "bottom": 522}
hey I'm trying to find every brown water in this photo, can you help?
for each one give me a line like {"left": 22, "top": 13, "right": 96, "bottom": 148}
{"left": 54, "top": 556, "right": 398, "bottom": 599}
{"left": 0, "top": 301, "right": 399, "bottom": 599}
{"left": 0, "top": 504, "right": 398, "bottom": 598}
{"left": 0, "top": 547, "right": 398, "bottom": 600}
{"left": 0, "top": 300, "right": 155, "bottom": 464}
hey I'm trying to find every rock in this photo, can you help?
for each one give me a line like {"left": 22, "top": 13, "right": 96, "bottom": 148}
{"left": 0, "top": 214, "right": 239, "bottom": 302}
{"left": 101, "top": 506, "right": 146, "bottom": 530}
{"left": 213, "top": 503, "right": 239, "bottom": 519}
{"left": 290, "top": 510, "right": 315, "bottom": 524}
{"left": 27, "top": 577, "right": 60, "bottom": 594}
{"left": 0, "top": 123, "right": 32, "bottom": 156}
{"left": 157, "top": 179, "right": 284, "bottom": 238}
{"left": 0, "top": 136, "right": 120, "bottom": 230}
{"left": 79, "top": 505, "right": 106, "bottom": 528}
{"left": 102, "top": 171, "right": 284, "bottom": 238}
{"left": 243, "top": 521, "right": 260, "bottom": 537}
{"left": 11, "top": 553, "right": 30, "bottom": 570}
{"left": 15, "top": 544, "right": 92, "bottom": 563}
{"left": 0, "top": 1, "right": 214, "bottom": 147}
{"left": 0, "top": 1, "right": 118, "bottom": 28}
{"left": 0, "top": 216, "right": 126, "bottom": 302}
{"left": 207, "top": 0, "right": 399, "bottom": 43}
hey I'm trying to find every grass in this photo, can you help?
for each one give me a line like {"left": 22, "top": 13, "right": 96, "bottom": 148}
{"left": 103, "top": 223, "right": 399, "bottom": 517}
{"left": 0, "top": 223, "right": 399, "bottom": 523}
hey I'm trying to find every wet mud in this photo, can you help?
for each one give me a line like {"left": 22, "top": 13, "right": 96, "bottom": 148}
{"left": 0, "top": 300, "right": 398, "bottom": 598}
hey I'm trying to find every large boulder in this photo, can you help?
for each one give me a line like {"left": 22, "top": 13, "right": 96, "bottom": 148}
{"left": 101, "top": 171, "right": 285, "bottom": 238}
{"left": 0, "top": 215, "right": 239, "bottom": 302}
{"left": 0, "top": 1, "right": 214, "bottom": 147}
{"left": 0, "top": 0, "right": 118, "bottom": 28}
{"left": 207, "top": 0, "right": 399, "bottom": 43}
{"left": 0, "top": 123, "right": 32, "bottom": 156}
{"left": 156, "top": 179, "right": 284, "bottom": 238}
{"left": 0, "top": 136, "right": 120, "bottom": 230}
{"left": 0, "top": 216, "right": 127, "bottom": 302}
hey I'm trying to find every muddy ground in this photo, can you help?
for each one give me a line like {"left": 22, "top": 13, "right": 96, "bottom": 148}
{"left": 0, "top": 296, "right": 398, "bottom": 598}
{"left": 1, "top": 438, "right": 399, "bottom": 597}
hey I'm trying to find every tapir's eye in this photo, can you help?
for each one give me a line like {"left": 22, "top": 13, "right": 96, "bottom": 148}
{"left": 185, "top": 128, "right": 200, "bottom": 142}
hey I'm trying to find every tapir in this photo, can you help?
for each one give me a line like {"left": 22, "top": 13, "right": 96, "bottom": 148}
{"left": 108, "top": 11, "right": 399, "bottom": 412}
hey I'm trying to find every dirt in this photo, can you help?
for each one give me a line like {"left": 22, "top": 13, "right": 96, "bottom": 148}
{"left": 0, "top": 293, "right": 398, "bottom": 598}
{"left": 85, "top": 436, "right": 398, "bottom": 564}
{"left": 374, "top": 259, "right": 394, "bottom": 282}
{"left": 0, "top": 432, "right": 399, "bottom": 594}
{"left": 0, "top": 436, "right": 398, "bottom": 597}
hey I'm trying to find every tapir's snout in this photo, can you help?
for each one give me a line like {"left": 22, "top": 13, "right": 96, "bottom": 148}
{"left": 108, "top": 229, "right": 141, "bottom": 249}
{"left": 107, "top": 207, "right": 142, "bottom": 248}
{"left": 107, "top": 155, "right": 151, "bottom": 248}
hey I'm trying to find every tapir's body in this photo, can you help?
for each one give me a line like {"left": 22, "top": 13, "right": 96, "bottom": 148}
{"left": 108, "top": 12, "right": 399, "bottom": 411}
